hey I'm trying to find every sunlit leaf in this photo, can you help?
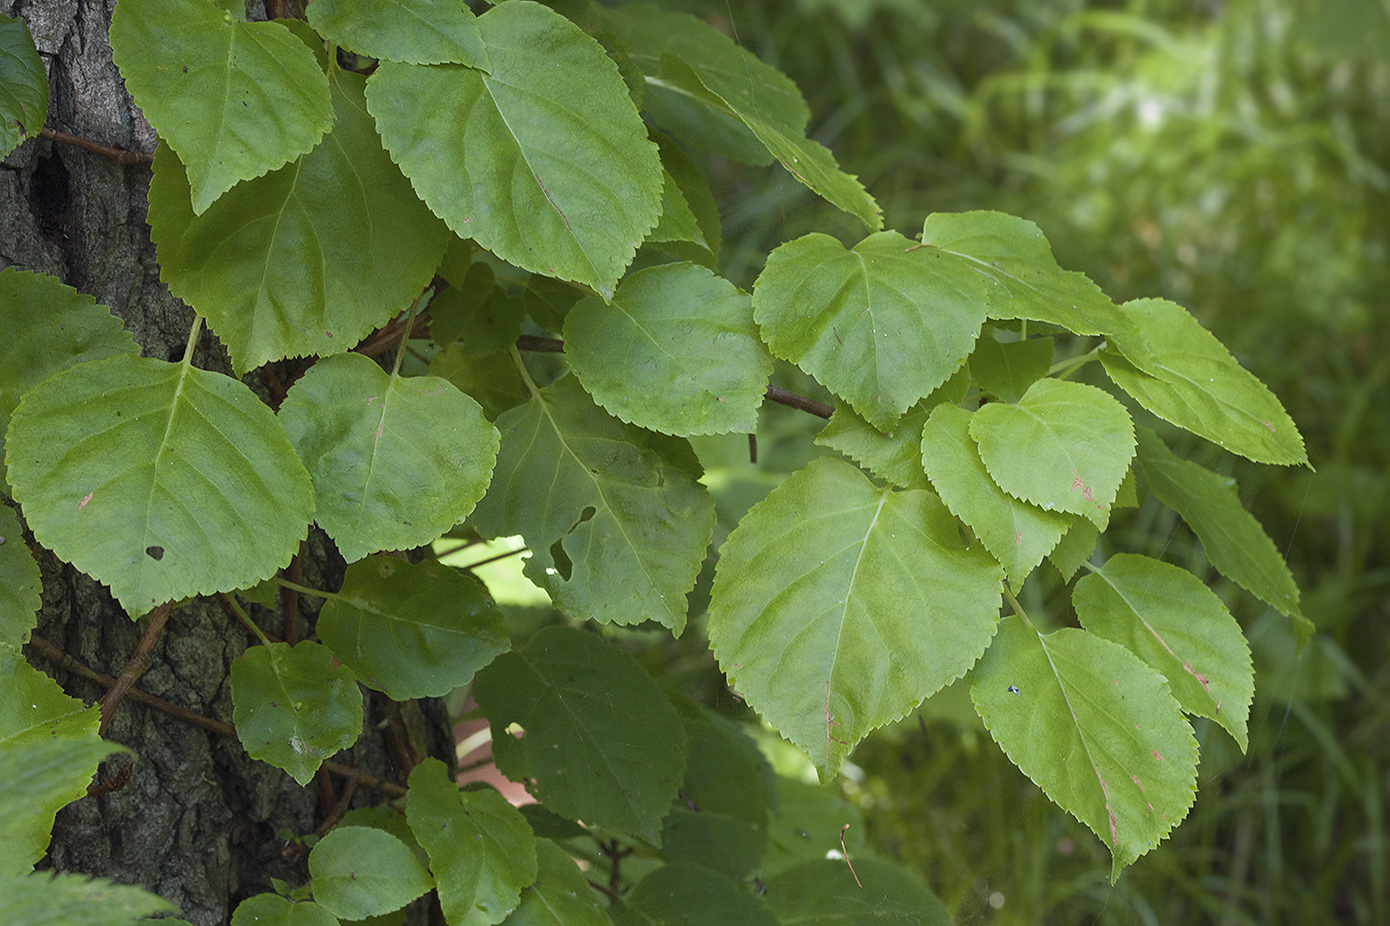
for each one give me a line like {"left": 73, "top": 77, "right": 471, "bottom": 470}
{"left": 1074, "top": 554, "right": 1253, "bottom": 751}
{"left": 969, "top": 378, "right": 1135, "bottom": 529}
{"left": 307, "top": 0, "right": 488, "bottom": 66}
{"left": 231, "top": 641, "right": 364, "bottom": 786}
{"left": 0, "top": 13, "right": 47, "bottom": 158}
{"left": 149, "top": 65, "right": 448, "bottom": 375}
{"left": 471, "top": 626, "right": 687, "bottom": 845}
{"left": 763, "top": 858, "right": 948, "bottom": 926}
{"left": 0, "top": 732, "right": 118, "bottom": 877}
{"left": 366, "top": 2, "right": 662, "bottom": 298}
{"left": 0, "top": 871, "right": 176, "bottom": 925}
{"left": 6, "top": 355, "right": 313, "bottom": 617}
{"left": 0, "top": 506, "right": 40, "bottom": 648}
{"left": 564, "top": 263, "right": 770, "bottom": 436}
{"left": 406, "top": 758, "right": 537, "bottom": 926}
{"left": 623, "top": 862, "right": 775, "bottom": 926}
{"left": 309, "top": 827, "right": 433, "bottom": 920}
{"left": 317, "top": 556, "right": 507, "bottom": 700}
{"left": 1101, "top": 298, "right": 1307, "bottom": 465}
{"left": 231, "top": 894, "right": 339, "bottom": 926}
{"left": 110, "top": 0, "right": 332, "bottom": 213}
{"left": 502, "top": 839, "right": 611, "bottom": 926}
{"left": 1136, "top": 428, "right": 1308, "bottom": 642}
{"left": 922, "top": 404, "right": 1070, "bottom": 587}
{"left": 707, "top": 457, "right": 1002, "bottom": 779}
{"left": 971, "top": 616, "right": 1198, "bottom": 879}
{"left": 753, "top": 230, "right": 986, "bottom": 430}
{"left": 471, "top": 375, "right": 714, "bottom": 634}
{"left": 0, "top": 268, "right": 138, "bottom": 487}
{"left": 919, "top": 211, "right": 1133, "bottom": 338}
{"left": 278, "top": 352, "right": 498, "bottom": 563}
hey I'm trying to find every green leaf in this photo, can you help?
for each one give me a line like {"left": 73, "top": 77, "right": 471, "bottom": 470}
{"left": 429, "top": 346, "right": 529, "bottom": 422}
{"left": 753, "top": 230, "right": 986, "bottom": 430}
{"left": 501, "top": 839, "right": 611, "bottom": 926}
{"left": 0, "top": 647, "right": 101, "bottom": 745}
{"left": 922, "top": 404, "right": 1070, "bottom": 587}
{"left": 0, "top": 871, "right": 176, "bottom": 926}
{"left": 623, "top": 862, "right": 775, "bottom": 926}
{"left": 366, "top": 2, "right": 663, "bottom": 299}
{"left": 0, "top": 505, "right": 40, "bottom": 648}
{"left": 6, "top": 354, "right": 313, "bottom": 617}
{"left": 231, "top": 894, "right": 340, "bottom": 926}
{"left": 1101, "top": 298, "right": 1307, "bottom": 466}
{"left": 761, "top": 777, "right": 863, "bottom": 878}
{"left": 1048, "top": 518, "right": 1098, "bottom": 582}
{"left": 307, "top": 0, "right": 488, "bottom": 66}
{"left": 970, "top": 616, "right": 1198, "bottom": 879}
{"left": 471, "top": 375, "right": 714, "bottom": 634}
{"left": 1074, "top": 554, "right": 1253, "bottom": 751}
{"left": 919, "top": 211, "right": 1134, "bottom": 338}
{"left": 309, "top": 827, "right": 433, "bottom": 920}
{"left": 647, "top": 135, "right": 720, "bottom": 265}
{"left": 707, "top": 457, "right": 1003, "bottom": 779}
{"left": 655, "top": 54, "right": 880, "bottom": 230}
{"left": 968, "top": 378, "right": 1135, "bottom": 529}
{"left": 231, "top": 641, "right": 364, "bottom": 786}
{"left": 430, "top": 264, "right": 526, "bottom": 357}
{"left": 406, "top": 758, "right": 538, "bottom": 926}
{"left": 278, "top": 352, "right": 498, "bottom": 563}
{"left": 0, "top": 268, "right": 139, "bottom": 487}
{"left": 762, "top": 858, "right": 949, "bottom": 926}
{"left": 318, "top": 556, "right": 507, "bottom": 700}
{"left": 471, "top": 626, "right": 688, "bottom": 845}
{"left": 110, "top": 0, "right": 332, "bottom": 213}
{"left": 659, "top": 708, "right": 771, "bottom": 879}
{"left": 0, "top": 734, "right": 122, "bottom": 877}
{"left": 815, "top": 364, "right": 970, "bottom": 491}
{"left": 564, "top": 263, "right": 770, "bottom": 436}
{"left": 0, "top": 14, "right": 48, "bottom": 158}
{"left": 1135, "top": 429, "right": 1309, "bottom": 643}
{"left": 149, "top": 65, "right": 449, "bottom": 375}
{"left": 970, "top": 334, "right": 1054, "bottom": 404}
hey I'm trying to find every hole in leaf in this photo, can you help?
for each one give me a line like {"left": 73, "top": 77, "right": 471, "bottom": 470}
{"left": 549, "top": 539, "right": 572, "bottom": 581}
{"left": 145, "top": 546, "right": 164, "bottom": 561}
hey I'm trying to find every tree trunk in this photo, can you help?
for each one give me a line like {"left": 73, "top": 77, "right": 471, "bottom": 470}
{"left": 2, "top": 3, "right": 452, "bottom": 922}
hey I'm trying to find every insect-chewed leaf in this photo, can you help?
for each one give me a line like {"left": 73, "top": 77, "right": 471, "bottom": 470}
{"left": 0, "top": 268, "right": 139, "bottom": 487}
{"left": 406, "top": 758, "right": 536, "bottom": 926}
{"left": 366, "top": 2, "right": 662, "bottom": 299}
{"left": 919, "top": 211, "right": 1134, "bottom": 338}
{"left": 0, "top": 13, "right": 47, "bottom": 159}
{"left": 278, "top": 353, "right": 498, "bottom": 564}
{"left": 6, "top": 355, "right": 313, "bottom": 617}
{"left": 110, "top": 0, "right": 332, "bottom": 213}
{"left": 149, "top": 65, "right": 449, "bottom": 375}
{"left": 1102, "top": 298, "right": 1307, "bottom": 466}
{"left": 922, "top": 404, "right": 1070, "bottom": 587}
{"left": 471, "top": 375, "right": 714, "bottom": 634}
{"left": 969, "top": 378, "right": 1135, "bottom": 529}
{"left": 707, "top": 457, "right": 1003, "bottom": 780}
{"left": 317, "top": 557, "right": 508, "bottom": 701}
{"left": 970, "top": 616, "right": 1198, "bottom": 880}
{"left": 625, "top": 861, "right": 777, "bottom": 926}
{"left": 1136, "top": 428, "right": 1309, "bottom": 643}
{"left": 308, "top": 827, "right": 433, "bottom": 920}
{"left": 763, "top": 858, "right": 949, "bottom": 926}
{"left": 471, "top": 627, "right": 688, "bottom": 845}
{"left": 1074, "top": 554, "right": 1253, "bottom": 751}
{"left": 230, "top": 641, "right": 364, "bottom": 786}
{"left": 564, "top": 262, "right": 770, "bottom": 436}
{"left": 307, "top": 0, "right": 488, "bottom": 66}
{"left": 753, "top": 230, "right": 986, "bottom": 430}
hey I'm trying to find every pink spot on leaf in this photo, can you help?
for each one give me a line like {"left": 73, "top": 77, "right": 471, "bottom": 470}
{"left": 78, "top": 492, "right": 93, "bottom": 510}
{"left": 1015, "top": 530, "right": 1023, "bottom": 547}
{"left": 1150, "top": 750, "right": 1163, "bottom": 761}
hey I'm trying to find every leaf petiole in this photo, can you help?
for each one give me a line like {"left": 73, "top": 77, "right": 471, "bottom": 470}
{"left": 181, "top": 313, "right": 204, "bottom": 369}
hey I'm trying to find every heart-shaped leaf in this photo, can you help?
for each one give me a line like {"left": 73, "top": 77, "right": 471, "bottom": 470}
{"left": 707, "top": 457, "right": 1002, "bottom": 779}
{"left": 6, "top": 354, "right": 313, "bottom": 617}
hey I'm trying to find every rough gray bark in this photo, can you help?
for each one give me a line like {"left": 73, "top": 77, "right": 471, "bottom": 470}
{"left": 2, "top": 3, "right": 452, "bottom": 923}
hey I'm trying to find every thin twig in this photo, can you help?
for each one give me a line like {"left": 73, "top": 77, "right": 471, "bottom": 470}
{"left": 39, "top": 127, "right": 154, "bottom": 165}
{"left": 766, "top": 385, "right": 833, "bottom": 419}
{"left": 99, "top": 602, "right": 172, "bottom": 735}
{"left": 516, "top": 334, "right": 565, "bottom": 353}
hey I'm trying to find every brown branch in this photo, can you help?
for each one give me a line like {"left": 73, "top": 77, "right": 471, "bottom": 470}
{"left": 99, "top": 602, "right": 172, "bottom": 735}
{"left": 516, "top": 334, "right": 565, "bottom": 353}
{"left": 25, "top": 633, "right": 408, "bottom": 798}
{"left": 283, "top": 545, "right": 303, "bottom": 645}
{"left": 39, "top": 127, "right": 153, "bottom": 166}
